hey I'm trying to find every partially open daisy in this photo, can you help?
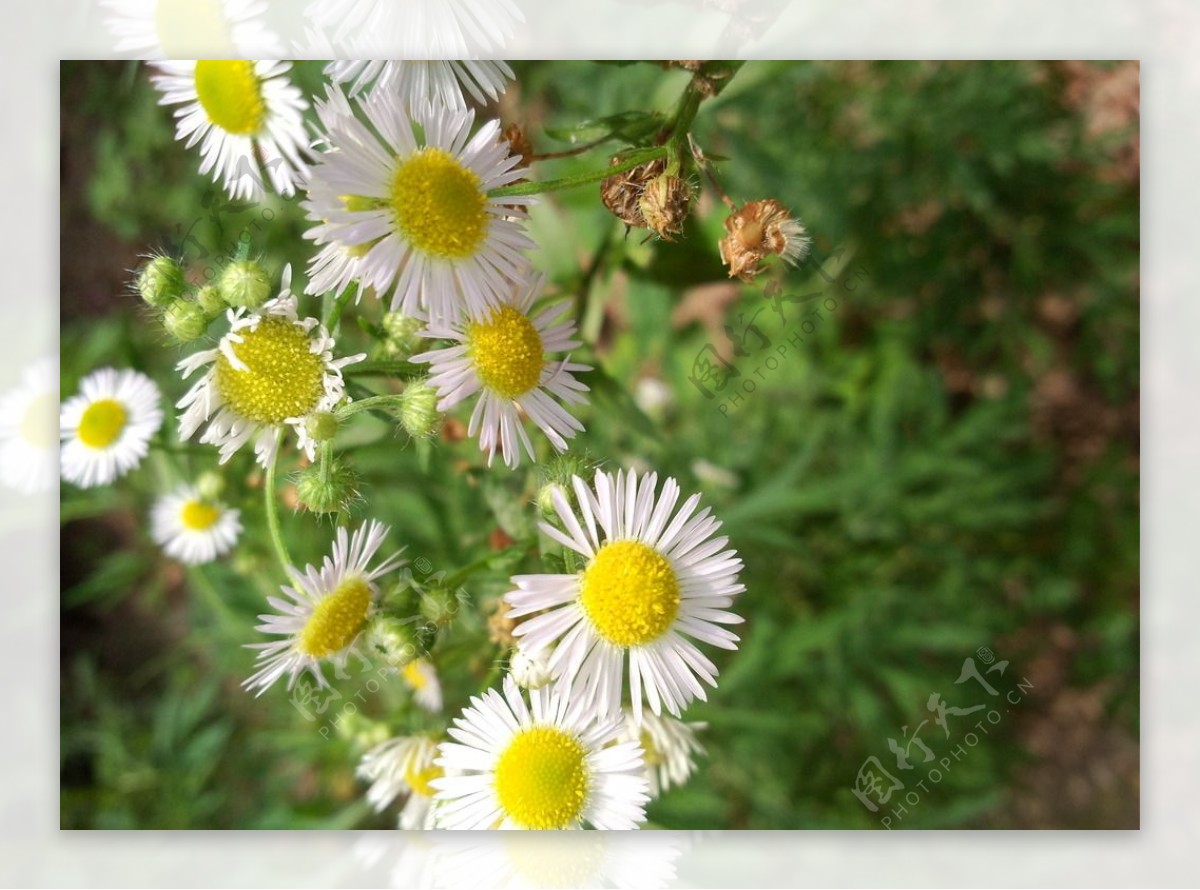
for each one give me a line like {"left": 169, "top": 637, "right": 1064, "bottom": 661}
{"left": 177, "top": 268, "right": 364, "bottom": 468}
{"left": 150, "top": 59, "right": 309, "bottom": 199}
{"left": 150, "top": 483, "right": 241, "bottom": 565}
{"left": 620, "top": 708, "right": 706, "bottom": 798}
{"left": 245, "top": 520, "right": 404, "bottom": 695}
{"left": 411, "top": 279, "right": 590, "bottom": 469}
{"left": 401, "top": 658, "right": 443, "bottom": 713}
{"left": 302, "top": 87, "right": 533, "bottom": 322}
{"left": 102, "top": 0, "right": 283, "bottom": 58}
{"left": 304, "top": 0, "right": 522, "bottom": 58}
{"left": 60, "top": 367, "right": 163, "bottom": 489}
{"left": 326, "top": 60, "right": 513, "bottom": 112}
{"left": 0, "top": 357, "right": 58, "bottom": 494}
{"left": 506, "top": 469, "right": 746, "bottom": 720}
{"left": 357, "top": 734, "right": 443, "bottom": 829}
{"left": 433, "top": 676, "right": 649, "bottom": 830}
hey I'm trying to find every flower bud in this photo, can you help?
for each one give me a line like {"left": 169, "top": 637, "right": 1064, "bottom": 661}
{"left": 367, "top": 615, "right": 435, "bottom": 668}
{"left": 719, "top": 199, "right": 811, "bottom": 282}
{"left": 398, "top": 379, "right": 442, "bottom": 439}
{"left": 380, "top": 312, "right": 425, "bottom": 359}
{"left": 638, "top": 173, "right": 692, "bottom": 241}
{"left": 510, "top": 649, "right": 553, "bottom": 690}
{"left": 218, "top": 259, "right": 272, "bottom": 309}
{"left": 162, "top": 298, "right": 208, "bottom": 342}
{"left": 305, "top": 411, "right": 339, "bottom": 443}
{"left": 195, "top": 471, "right": 225, "bottom": 502}
{"left": 136, "top": 256, "right": 186, "bottom": 308}
{"left": 536, "top": 481, "right": 567, "bottom": 520}
{"left": 294, "top": 458, "right": 360, "bottom": 514}
{"left": 419, "top": 586, "right": 461, "bottom": 626}
{"left": 195, "top": 284, "right": 225, "bottom": 318}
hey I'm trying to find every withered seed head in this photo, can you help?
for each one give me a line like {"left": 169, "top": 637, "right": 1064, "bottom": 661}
{"left": 638, "top": 173, "right": 693, "bottom": 241}
{"left": 719, "top": 198, "right": 811, "bottom": 282}
{"left": 600, "top": 155, "right": 666, "bottom": 229}
{"left": 502, "top": 122, "right": 533, "bottom": 167}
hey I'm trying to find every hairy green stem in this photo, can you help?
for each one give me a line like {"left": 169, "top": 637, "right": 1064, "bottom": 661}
{"left": 343, "top": 360, "right": 425, "bottom": 379}
{"left": 264, "top": 430, "right": 296, "bottom": 582}
{"left": 487, "top": 146, "right": 668, "bottom": 199}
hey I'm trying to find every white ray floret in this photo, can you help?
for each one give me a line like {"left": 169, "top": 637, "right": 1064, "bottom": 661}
{"left": 60, "top": 367, "right": 163, "bottom": 489}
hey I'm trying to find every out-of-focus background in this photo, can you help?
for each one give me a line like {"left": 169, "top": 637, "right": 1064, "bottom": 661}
{"left": 60, "top": 60, "right": 1139, "bottom": 829}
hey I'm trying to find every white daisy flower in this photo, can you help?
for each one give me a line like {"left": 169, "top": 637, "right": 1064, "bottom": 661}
{"left": 410, "top": 279, "right": 590, "bottom": 469}
{"left": 244, "top": 520, "right": 404, "bottom": 695}
{"left": 176, "top": 268, "right": 365, "bottom": 468}
{"left": 620, "top": 708, "right": 706, "bottom": 798}
{"left": 506, "top": 469, "right": 746, "bottom": 720}
{"left": 60, "top": 367, "right": 163, "bottom": 489}
{"left": 150, "top": 484, "right": 241, "bottom": 565}
{"left": 509, "top": 648, "right": 553, "bottom": 690}
{"left": 302, "top": 87, "right": 534, "bottom": 323}
{"left": 401, "top": 658, "right": 443, "bottom": 713}
{"left": 102, "top": 0, "right": 283, "bottom": 58}
{"left": 150, "top": 59, "right": 309, "bottom": 199}
{"left": 433, "top": 676, "right": 649, "bottom": 830}
{"left": 0, "top": 357, "right": 59, "bottom": 494}
{"left": 357, "top": 734, "right": 442, "bottom": 829}
{"left": 326, "top": 60, "right": 513, "bottom": 112}
{"left": 304, "top": 0, "right": 522, "bottom": 57}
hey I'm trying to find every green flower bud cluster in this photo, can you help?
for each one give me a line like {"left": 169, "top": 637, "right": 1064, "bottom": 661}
{"left": 134, "top": 253, "right": 276, "bottom": 344}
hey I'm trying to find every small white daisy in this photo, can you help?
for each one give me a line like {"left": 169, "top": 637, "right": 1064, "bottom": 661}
{"left": 150, "top": 484, "right": 241, "bottom": 565}
{"left": 176, "top": 267, "right": 365, "bottom": 468}
{"left": 509, "top": 648, "right": 553, "bottom": 691}
{"left": 102, "top": 0, "right": 283, "bottom": 58}
{"left": 410, "top": 278, "right": 590, "bottom": 469}
{"left": 506, "top": 469, "right": 746, "bottom": 720}
{"left": 304, "top": 0, "right": 522, "bottom": 57}
{"left": 401, "top": 658, "right": 443, "bottom": 713}
{"left": 150, "top": 59, "right": 309, "bottom": 199}
{"left": 60, "top": 367, "right": 163, "bottom": 489}
{"left": 244, "top": 519, "right": 404, "bottom": 695}
{"left": 0, "top": 357, "right": 59, "bottom": 494}
{"left": 357, "top": 734, "right": 443, "bottom": 829}
{"left": 302, "top": 87, "right": 534, "bottom": 322}
{"left": 326, "top": 60, "right": 513, "bottom": 112}
{"left": 620, "top": 708, "right": 706, "bottom": 798}
{"left": 433, "top": 676, "right": 649, "bottom": 830}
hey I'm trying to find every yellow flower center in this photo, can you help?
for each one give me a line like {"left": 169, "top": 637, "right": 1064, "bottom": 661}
{"left": 21, "top": 393, "right": 58, "bottom": 448}
{"left": 215, "top": 317, "right": 326, "bottom": 425}
{"left": 155, "top": 0, "right": 235, "bottom": 58}
{"left": 402, "top": 660, "right": 431, "bottom": 690}
{"left": 297, "top": 575, "right": 372, "bottom": 659}
{"left": 180, "top": 499, "right": 221, "bottom": 531}
{"left": 579, "top": 541, "right": 681, "bottom": 647}
{"left": 404, "top": 761, "right": 444, "bottom": 798}
{"left": 494, "top": 726, "right": 589, "bottom": 830}
{"left": 194, "top": 60, "right": 266, "bottom": 136}
{"left": 389, "top": 147, "right": 489, "bottom": 259}
{"left": 466, "top": 305, "right": 545, "bottom": 399}
{"left": 77, "top": 399, "right": 128, "bottom": 449}
{"left": 639, "top": 729, "right": 664, "bottom": 766}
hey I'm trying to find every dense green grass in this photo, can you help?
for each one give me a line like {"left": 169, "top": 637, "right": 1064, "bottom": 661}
{"left": 60, "top": 61, "right": 1138, "bottom": 829}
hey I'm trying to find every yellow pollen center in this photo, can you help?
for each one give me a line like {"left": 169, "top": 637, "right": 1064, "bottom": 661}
{"left": 180, "top": 500, "right": 221, "bottom": 531}
{"left": 77, "top": 399, "right": 128, "bottom": 449}
{"left": 389, "top": 148, "right": 489, "bottom": 259}
{"left": 404, "top": 761, "right": 444, "bottom": 798}
{"left": 155, "top": 0, "right": 235, "bottom": 58}
{"left": 215, "top": 317, "right": 326, "bottom": 425}
{"left": 21, "top": 393, "right": 58, "bottom": 448}
{"left": 466, "top": 305, "right": 545, "bottom": 399}
{"left": 194, "top": 60, "right": 266, "bottom": 135}
{"left": 402, "top": 661, "right": 428, "bottom": 690}
{"left": 579, "top": 541, "right": 681, "bottom": 647}
{"left": 297, "top": 575, "right": 372, "bottom": 659}
{"left": 494, "top": 727, "right": 589, "bottom": 830}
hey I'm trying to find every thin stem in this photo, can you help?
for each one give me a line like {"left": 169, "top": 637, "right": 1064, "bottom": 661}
{"left": 488, "top": 146, "right": 668, "bottom": 199}
{"left": 528, "top": 136, "right": 609, "bottom": 162}
{"left": 323, "top": 283, "right": 358, "bottom": 332}
{"left": 264, "top": 430, "right": 296, "bottom": 582}
{"left": 336, "top": 394, "right": 403, "bottom": 420}
{"left": 343, "top": 360, "right": 425, "bottom": 379}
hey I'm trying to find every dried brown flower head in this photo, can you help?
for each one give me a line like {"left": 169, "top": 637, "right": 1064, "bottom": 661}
{"left": 718, "top": 199, "right": 810, "bottom": 281}
{"left": 501, "top": 122, "right": 533, "bottom": 167}
{"left": 638, "top": 173, "right": 693, "bottom": 241}
{"left": 600, "top": 155, "right": 666, "bottom": 229}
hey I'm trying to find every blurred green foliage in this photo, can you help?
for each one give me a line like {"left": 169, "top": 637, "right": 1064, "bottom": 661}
{"left": 60, "top": 61, "right": 1138, "bottom": 829}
